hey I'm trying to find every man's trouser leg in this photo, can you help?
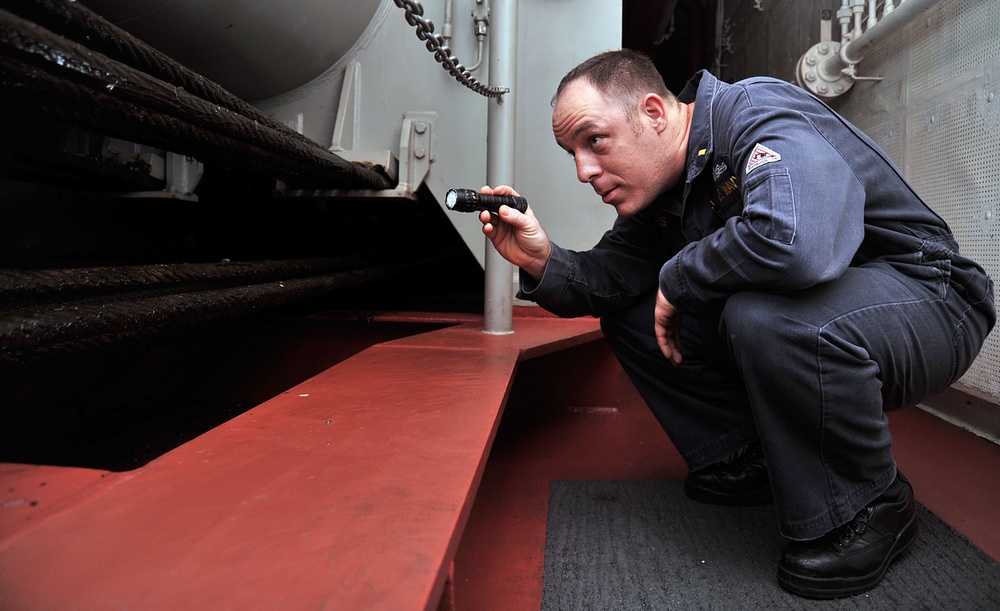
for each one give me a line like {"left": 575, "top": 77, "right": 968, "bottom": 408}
{"left": 600, "top": 264, "right": 992, "bottom": 540}
{"left": 721, "top": 264, "right": 989, "bottom": 539}
{"left": 600, "top": 289, "right": 758, "bottom": 471}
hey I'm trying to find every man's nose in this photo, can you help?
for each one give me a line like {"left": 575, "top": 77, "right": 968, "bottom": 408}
{"left": 575, "top": 155, "right": 600, "bottom": 184}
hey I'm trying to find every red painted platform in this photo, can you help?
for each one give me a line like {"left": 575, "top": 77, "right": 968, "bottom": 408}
{"left": 0, "top": 314, "right": 603, "bottom": 610}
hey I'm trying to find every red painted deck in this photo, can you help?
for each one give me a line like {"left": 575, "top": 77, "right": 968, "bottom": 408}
{"left": 2, "top": 310, "right": 998, "bottom": 610}
{"left": 0, "top": 314, "right": 603, "bottom": 610}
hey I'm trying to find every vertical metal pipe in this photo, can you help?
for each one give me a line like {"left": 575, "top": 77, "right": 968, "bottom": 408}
{"left": 483, "top": 0, "right": 518, "bottom": 334}
{"left": 442, "top": 0, "right": 454, "bottom": 45}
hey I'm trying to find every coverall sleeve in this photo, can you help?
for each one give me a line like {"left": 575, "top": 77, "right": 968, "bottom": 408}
{"left": 519, "top": 209, "right": 677, "bottom": 318}
{"left": 660, "top": 90, "right": 867, "bottom": 317}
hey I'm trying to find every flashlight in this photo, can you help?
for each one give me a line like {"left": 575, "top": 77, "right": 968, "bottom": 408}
{"left": 445, "top": 188, "right": 528, "bottom": 214}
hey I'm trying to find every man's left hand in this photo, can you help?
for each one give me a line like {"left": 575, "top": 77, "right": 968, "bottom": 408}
{"left": 654, "top": 289, "right": 683, "bottom": 365}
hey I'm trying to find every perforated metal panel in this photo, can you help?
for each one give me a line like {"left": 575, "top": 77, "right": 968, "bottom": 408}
{"left": 835, "top": 0, "right": 1000, "bottom": 399}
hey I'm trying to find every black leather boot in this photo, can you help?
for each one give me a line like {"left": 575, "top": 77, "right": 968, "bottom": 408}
{"left": 684, "top": 440, "right": 772, "bottom": 506}
{"left": 777, "top": 471, "right": 918, "bottom": 599}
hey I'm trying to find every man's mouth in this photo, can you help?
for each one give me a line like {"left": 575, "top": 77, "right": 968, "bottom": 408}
{"left": 599, "top": 187, "right": 617, "bottom": 203}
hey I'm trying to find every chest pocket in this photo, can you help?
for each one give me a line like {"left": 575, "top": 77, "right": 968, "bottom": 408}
{"left": 709, "top": 156, "right": 743, "bottom": 221}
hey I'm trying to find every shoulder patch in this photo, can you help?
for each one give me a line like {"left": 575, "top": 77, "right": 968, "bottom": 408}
{"left": 745, "top": 143, "right": 781, "bottom": 174}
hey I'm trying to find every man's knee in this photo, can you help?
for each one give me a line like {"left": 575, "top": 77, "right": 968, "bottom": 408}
{"left": 721, "top": 292, "right": 800, "bottom": 358}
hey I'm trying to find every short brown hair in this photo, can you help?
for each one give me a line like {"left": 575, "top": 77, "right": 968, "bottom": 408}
{"left": 552, "top": 49, "right": 674, "bottom": 122}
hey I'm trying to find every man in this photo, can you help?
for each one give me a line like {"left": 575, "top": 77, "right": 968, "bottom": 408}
{"left": 478, "top": 50, "right": 995, "bottom": 598}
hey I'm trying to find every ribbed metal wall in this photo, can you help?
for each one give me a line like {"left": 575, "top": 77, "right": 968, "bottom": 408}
{"left": 833, "top": 0, "right": 1000, "bottom": 399}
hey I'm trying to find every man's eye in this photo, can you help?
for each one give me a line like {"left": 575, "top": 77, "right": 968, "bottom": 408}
{"left": 589, "top": 136, "right": 603, "bottom": 147}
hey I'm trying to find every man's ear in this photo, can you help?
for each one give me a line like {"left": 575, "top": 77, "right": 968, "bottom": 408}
{"left": 641, "top": 93, "right": 669, "bottom": 133}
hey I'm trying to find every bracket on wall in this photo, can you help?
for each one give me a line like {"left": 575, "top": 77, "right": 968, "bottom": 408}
{"left": 327, "top": 61, "right": 437, "bottom": 199}
{"left": 395, "top": 111, "right": 437, "bottom": 196}
{"left": 120, "top": 151, "right": 205, "bottom": 201}
{"left": 61, "top": 129, "right": 205, "bottom": 201}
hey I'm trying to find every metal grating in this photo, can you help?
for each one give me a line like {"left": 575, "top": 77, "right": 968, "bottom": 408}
{"left": 836, "top": 0, "right": 1000, "bottom": 399}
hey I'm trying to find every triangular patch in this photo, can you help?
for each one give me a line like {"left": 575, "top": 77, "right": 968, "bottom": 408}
{"left": 745, "top": 143, "right": 781, "bottom": 174}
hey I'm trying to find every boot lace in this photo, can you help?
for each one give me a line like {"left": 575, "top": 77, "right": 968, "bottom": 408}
{"left": 832, "top": 507, "right": 873, "bottom": 550}
{"left": 718, "top": 442, "right": 764, "bottom": 474}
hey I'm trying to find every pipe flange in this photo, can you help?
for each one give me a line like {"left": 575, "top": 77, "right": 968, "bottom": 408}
{"left": 795, "top": 41, "right": 854, "bottom": 99}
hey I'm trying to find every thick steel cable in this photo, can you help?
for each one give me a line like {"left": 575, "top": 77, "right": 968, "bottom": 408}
{"left": 0, "top": 9, "right": 392, "bottom": 191}
{"left": 6, "top": 0, "right": 333, "bottom": 154}
{"left": 0, "top": 258, "right": 372, "bottom": 303}
{"left": 0, "top": 271, "right": 375, "bottom": 363}
{"left": 0, "top": 256, "right": 451, "bottom": 364}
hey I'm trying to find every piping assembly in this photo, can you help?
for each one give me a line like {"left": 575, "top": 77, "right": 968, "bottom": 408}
{"left": 795, "top": 0, "right": 940, "bottom": 99}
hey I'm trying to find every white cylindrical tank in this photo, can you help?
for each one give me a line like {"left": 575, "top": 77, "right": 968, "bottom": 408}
{"left": 83, "top": 0, "right": 381, "bottom": 101}
{"left": 83, "top": 0, "right": 623, "bottom": 270}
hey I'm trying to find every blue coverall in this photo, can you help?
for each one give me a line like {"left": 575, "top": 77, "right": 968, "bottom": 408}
{"left": 519, "top": 71, "right": 996, "bottom": 540}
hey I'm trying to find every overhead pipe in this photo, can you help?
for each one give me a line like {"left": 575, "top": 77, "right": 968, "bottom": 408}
{"left": 796, "top": 0, "right": 940, "bottom": 99}
{"left": 483, "top": 0, "right": 517, "bottom": 334}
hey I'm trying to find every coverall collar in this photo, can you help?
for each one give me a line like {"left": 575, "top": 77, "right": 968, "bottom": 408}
{"left": 677, "top": 70, "right": 721, "bottom": 182}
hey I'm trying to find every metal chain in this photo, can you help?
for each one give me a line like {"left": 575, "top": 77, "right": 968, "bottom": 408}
{"left": 392, "top": 0, "right": 508, "bottom": 98}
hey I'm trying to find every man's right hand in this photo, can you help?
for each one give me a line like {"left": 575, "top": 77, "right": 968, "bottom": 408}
{"left": 478, "top": 185, "right": 552, "bottom": 281}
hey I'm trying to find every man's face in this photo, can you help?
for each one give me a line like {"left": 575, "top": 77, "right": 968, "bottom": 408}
{"left": 552, "top": 79, "right": 674, "bottom": 216}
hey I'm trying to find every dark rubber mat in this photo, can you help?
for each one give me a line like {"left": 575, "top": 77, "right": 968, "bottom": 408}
{"left": 543, "top": 480, "right": 1000, "bottom": 610}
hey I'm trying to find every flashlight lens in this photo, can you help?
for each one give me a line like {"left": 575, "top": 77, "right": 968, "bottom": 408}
{"left": 446, "top": 189, "right": 458, "bottom": 210}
